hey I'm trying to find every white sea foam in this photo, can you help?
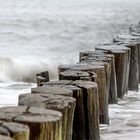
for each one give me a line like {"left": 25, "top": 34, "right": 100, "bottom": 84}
{"left": 101, "top": 90, "right": 140, "bottom": 140}
{"left": 0, "top": 82, "right": 36, "bottom": 107}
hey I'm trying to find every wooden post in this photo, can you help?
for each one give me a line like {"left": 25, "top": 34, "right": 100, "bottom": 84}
{"left": 36, "top": 76, "right": 46, "bottom": 87}
{"left": 58, "top": 64, "right": 109, "bottom": 124}
{"left": 113, "top": 34, "right": 139, "bottom": 91}
{"left": 73, "top": 81, "right": 99, "bottom": 140}
{"left": 95, "top": 44, "right": 130, "bottom": 98}
{"left": 45, "top": 80, "right": 100, "bottom": 140}
{"left": 36, "top": 71, "right": 49, "bottom": 87}
{"left": 59, "top": 70, "right": 90, "bottom": 80}
{"left": 0, "top": 121, "right": 29, "bottom": 140}
{"left": 80, "top": 51, "right": 117, "bottom": 104}
{"left": 59, "top": 70, "right": 97, "bottom": 82}
{"left": 44, "top": 82, "right": 86, "bottom": 140}
{"left": 0, "top": 106, "right": 62, "bottom": 140}
{"left": 18, "top": 93, "right": 76, "bottom": 140}
{"left": 79, "top": 52, "right": 112, "bottom": 101}
{"left": 114, "top": 50, "right": 127, "bottom": 97}
{"left": 0, "top": 135, "right": 14, "bottom": 140}
{"left": 31, "top": 86, "right": 73, "bottom": 97}
{"left": 31, "top": 84, "right": 73, "bottom": 139}
{"left": 113, "top": 45, "right": 131, "bottom": 95}
{"left": 129, "top": 24, "right": 140, "bottom": 83}
{"left": 80, "top": 61, "right": 111, "bottom": 100}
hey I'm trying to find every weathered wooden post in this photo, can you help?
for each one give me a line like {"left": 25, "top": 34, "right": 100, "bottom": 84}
{"left": 72, "top": 81, "right": 99, "bottom": 140}
{"left": 79, "top": 51, "right": 114, "bottom": 103}
{"left": 80, "top": 60, "right": 111, "bottom": 94}
{"left": 0, "top": 121, "right": 29, "bottom": 140}
{"left": 113, "top": 34, "right": 139, "bottom": 91}
{"left": 36, "top": 71, "right": 49, "bottom": 86}
{"left": 0, "top": 135, "right": 14, "bottom": 140}
{"left": 80, "top": 51, "right": 117, "bottom": 104}
{"left": 31, "top": 85, "right": 79, "bottom": 140}
{"left": 18, "top": 93, "right": 76, "bottom": 140}
{"left": 95, "top": 44, "right": 130, "bottom": 98}
{"left": 44, "top": 80, "right": 100, "bottom": 140}
{"left": 58, "top": 63, "right": 109, "bottom": 125}
{"left": 0, "top": 106, "right": 62, "bottom": 140}
{"left": 59, "top": 70, "right": 97, "bottom": 82}
{"left": 32, "top": 85, "right": 73, "bottom": 97}
{"left": 42, "top": 82, "right": 86, "bottom": 140}
{"left": 58, "top": 65, "right": 98, "bottom": 82}
{"left": 110, "top": 44, "right": 131, "bottom": 95}
{"left": 81, "top": 61, "right": 111, "bottom": 99}
{"left": 129, "top": 24, "right": 140, "bottom": 83}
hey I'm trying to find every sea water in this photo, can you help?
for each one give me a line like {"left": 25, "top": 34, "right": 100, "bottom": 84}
{"left": 0, "top": 0, "right": 140, "bottom": 139}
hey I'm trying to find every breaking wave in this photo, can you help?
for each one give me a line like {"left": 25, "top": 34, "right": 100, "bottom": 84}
{"left": 0, "top": 56, "right": 67, "bottom": 82}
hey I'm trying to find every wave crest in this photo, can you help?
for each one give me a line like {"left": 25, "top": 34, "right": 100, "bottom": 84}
{"left": 0, "top": 56, "right": 59, "bottom": 82}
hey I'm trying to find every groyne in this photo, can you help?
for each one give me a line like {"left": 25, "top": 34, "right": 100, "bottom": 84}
{"left": 0, "top": 22, "right": 140, "bottom": 140}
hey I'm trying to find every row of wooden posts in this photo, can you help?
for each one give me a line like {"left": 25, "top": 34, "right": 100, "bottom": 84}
{"left": 1, "top": 23, "right": 140, "bottom": 140}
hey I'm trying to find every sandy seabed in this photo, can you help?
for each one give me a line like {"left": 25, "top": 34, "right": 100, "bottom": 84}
{"left": 101, "top": 87, "right": 140, "bottom": 140}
